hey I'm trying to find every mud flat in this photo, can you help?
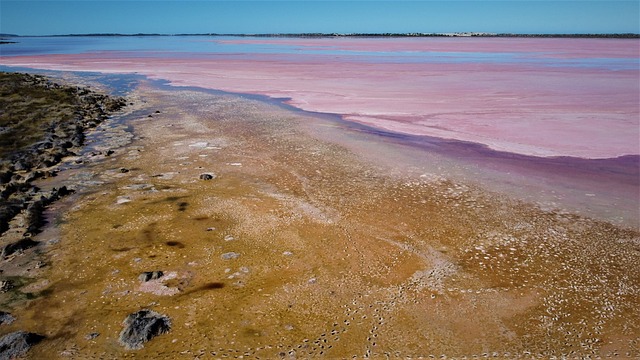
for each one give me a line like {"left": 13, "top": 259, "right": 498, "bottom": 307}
{"left": 0, "top": 76, "right": 636, "bottom": 358}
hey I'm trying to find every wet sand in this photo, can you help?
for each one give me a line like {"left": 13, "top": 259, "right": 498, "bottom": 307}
{"left": 5, "top": 80, "right": 637, "bottom": 358}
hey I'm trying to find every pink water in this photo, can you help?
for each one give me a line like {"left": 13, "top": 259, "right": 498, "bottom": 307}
{"left": 1, "top": 37, "right": 638, "bottom": 159}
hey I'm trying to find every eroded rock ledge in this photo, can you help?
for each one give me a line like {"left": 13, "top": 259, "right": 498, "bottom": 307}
{"left": 0, "top": 72, "right": 126, "bottom": 238}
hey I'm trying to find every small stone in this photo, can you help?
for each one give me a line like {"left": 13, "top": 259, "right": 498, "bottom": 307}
{"left": 199, "top": 173, "right": 215, "bottom": 181}
{"left": 138, "top": 271, "right": 164, "bottom": 282}
{"left": 308, "top": 278, "right": 317, "bottom": 284}
{"left": 224, "top": 235, "right": 235, "bottom": 241}
{"left": 221, "top": 252, "right": 240, "bottom": 260}
{"left": 282, "top": 251, "right": 293, "bottom": 256}
{"left": 206, "top": 227, "right": 216, "bottom": 232}
{"left": 0, "top": 312, "right": 16, "bottom": 325}
{"left": 84, "top": 332, "right": 100, "bottom": 340}
{"left": 120, "top": 168, "right": 130, "bottom": 173}
{"left": 118, "top": 309, "right": 171, "bottom": 350}
{"left": 116, "top": 196, "right": 131, "bottom": 204}
{"left": 0, "top": 281, "right": 14, "bottom": 293}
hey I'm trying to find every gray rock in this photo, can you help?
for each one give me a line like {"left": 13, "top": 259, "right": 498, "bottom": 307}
{"left": 138, "top": 271, "right": 164, "bottom": 282}
{"left": 221, "top": 252, "right": 240, "bottom": 260}
{"left": 118, "top": 309, "right": 171, "bottom": 350}
{"left": 0, "top": 331, "right": 44, "bottom": 360}
{"left": 0, "top": 312, "right": 15, "bottom": 325}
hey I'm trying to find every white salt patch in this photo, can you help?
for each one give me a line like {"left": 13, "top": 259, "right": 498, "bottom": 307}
{"left": 116, "top": 196, "right": 131, "bottom": 204}
{"left": 189, "top": 141, "right": 209, "bottom": 148}
{"left": 138, "top": 271, "right": 180, "bottom": 296}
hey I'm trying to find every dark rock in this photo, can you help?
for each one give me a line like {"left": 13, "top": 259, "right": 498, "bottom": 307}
{"left": 0, "top": 172, "right": 12, "bottom": 184}
{"left": 106, "top": 150, "right": 114, "bottom": 156}
{"left": 0, "top": 312, "right": 15, "bottom": 325}
{"left": 0, "top": 281, "right": 12, "bottom": 293}
{"left": 0, "top": 203, "right": 22, "bottom": 235}
{"left": 138, "top": 271, "right": 164, "bottom": 282}
{"left": 1, "top": 238, "right": 39, "bottom": 259}
{"left": 60, "top": 141, "right": 73, "bottom": 149}
{"left": 71, "top": 132, "right": 84, "bottom": 147}
{"left": 0, "top": 331, "right": 44, "bottom": 360}
{"left": 118, "top": 309, "right": 171, "bottom": 350}
{"left": 120, "top": 168, "right": 130, "bottom": 173}
{"left": 23, "top": 171, "right": 44, "bottom": 183}
{"left": 44, "top": 170, "right": 58, "bottom": 178}
{"left": 199, "top": 173, "right": 215, "bottom": 180}
{"left": 55, "top": 186, "right": 73, "bottom": 198}
{"left": 24, "top": 200, "right": 46, "bottom": 234}
{"left": 40, "top": 152, "right": 62, "bottom": 167}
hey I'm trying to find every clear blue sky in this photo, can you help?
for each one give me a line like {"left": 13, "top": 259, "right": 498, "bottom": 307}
{"left": 1, "top": 1, "right": 638, "bottom": 36}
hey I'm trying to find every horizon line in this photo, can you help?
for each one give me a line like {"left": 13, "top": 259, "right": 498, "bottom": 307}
{"left": 2, "top": 32, "right": 640, "bottom": 39}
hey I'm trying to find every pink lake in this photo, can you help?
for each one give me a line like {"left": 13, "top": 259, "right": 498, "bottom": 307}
{"left": 1, "top": 36, "right": 638, "bottom": 159}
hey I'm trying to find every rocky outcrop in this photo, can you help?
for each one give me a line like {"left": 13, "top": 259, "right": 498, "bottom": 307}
{"left": 0, "top": 72, "right": 126, "bottom": 239}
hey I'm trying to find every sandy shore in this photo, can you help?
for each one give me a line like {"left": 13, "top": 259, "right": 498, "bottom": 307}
{"left": 3, "top": 78, "right": 637, "bottom": 358}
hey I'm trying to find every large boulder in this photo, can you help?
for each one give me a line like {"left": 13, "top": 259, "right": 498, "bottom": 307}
{"left": 118, "top": 309, "right": 171, "bottom": 350}
{"left": 0, "top": 331, "right": 44, "bottom": 360}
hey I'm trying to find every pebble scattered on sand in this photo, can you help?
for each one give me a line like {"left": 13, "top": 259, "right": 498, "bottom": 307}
{"left": 221, "top": 252, "right": 240, "bottom": 260}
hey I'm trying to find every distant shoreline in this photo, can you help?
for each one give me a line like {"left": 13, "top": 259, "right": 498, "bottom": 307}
{"left": 2, "top": 32, "right": 639, "bottom": 39}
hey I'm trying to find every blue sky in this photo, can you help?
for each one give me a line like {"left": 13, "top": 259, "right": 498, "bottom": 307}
{"left": 1, "top": 1, "right": 638, "bottom": 36}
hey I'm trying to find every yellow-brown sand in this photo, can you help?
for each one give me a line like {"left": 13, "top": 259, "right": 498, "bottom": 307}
{"left": 7, "top": 82, "right": 639, "bottom": 358}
